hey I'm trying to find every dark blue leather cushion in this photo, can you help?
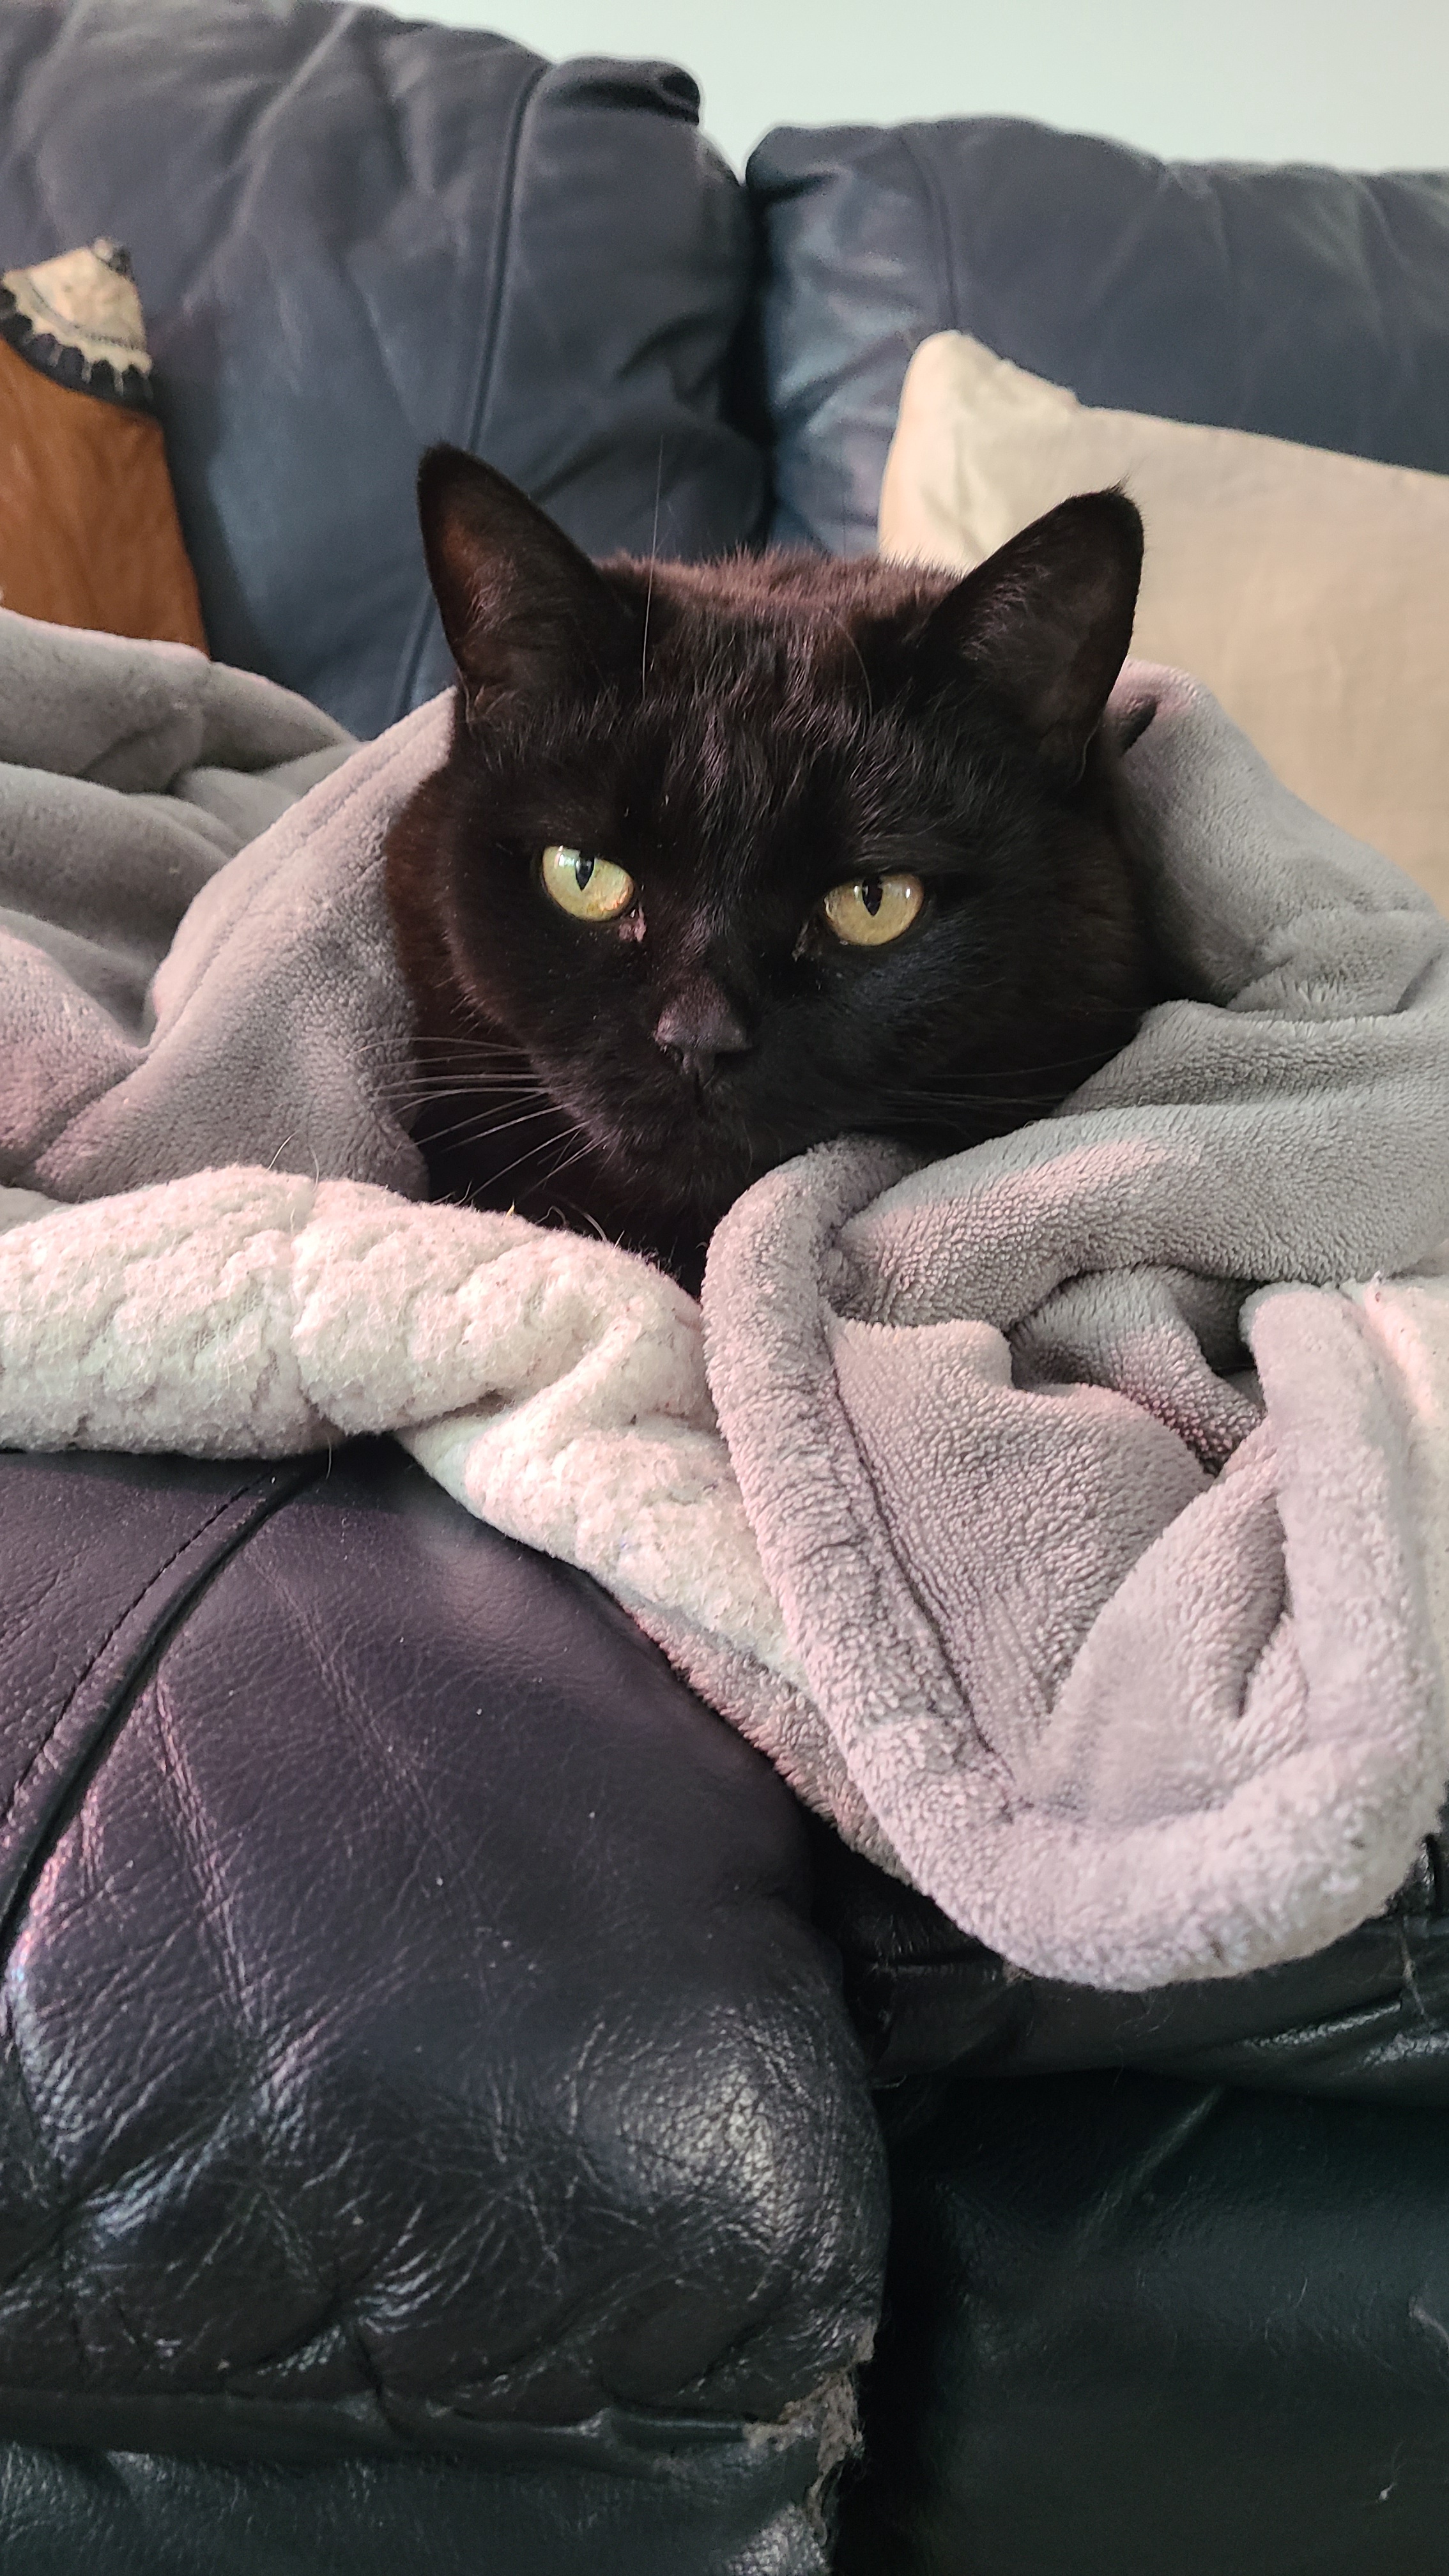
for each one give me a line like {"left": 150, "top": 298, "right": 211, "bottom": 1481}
{"left": 839, "top": 2071, "right": 1449, "bottom": 2575}
{"left": 0, "top": 1439, "right": 885, "bottom": 2465}
{"left": 748, "top": 118, "right": 1449, "bottom": 553}
{"left": 0, "top": 0, "right": 765, "bottom": 735}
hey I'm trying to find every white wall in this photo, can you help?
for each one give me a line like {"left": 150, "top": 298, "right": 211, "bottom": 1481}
{"left": 379, "top": 0, "right": 1448, "bottom": 175}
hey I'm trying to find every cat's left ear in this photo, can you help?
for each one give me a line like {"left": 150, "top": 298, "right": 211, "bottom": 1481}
{"left": 418, "top": 445, "right": 634, "bottom": 715}
{"left": 912, "top": 489, "right": 1143, "bottom": 778}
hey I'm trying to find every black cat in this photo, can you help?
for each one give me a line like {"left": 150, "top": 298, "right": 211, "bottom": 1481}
{"left": 385, "top": 447, "right": 1160, "bottom": 1287}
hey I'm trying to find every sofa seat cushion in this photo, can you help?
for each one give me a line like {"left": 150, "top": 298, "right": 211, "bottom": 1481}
{"left": 0, "top": 0, "right": 766, "bottom": 735}
{"left": 749, "top": 115, "right": 1449, "bottom": 553}
{"left": 838, "top": 2069, "right": 1449, "bottom": 2575}
{"left": 0, "top": 1439, "right": 885, "bottom": 2466}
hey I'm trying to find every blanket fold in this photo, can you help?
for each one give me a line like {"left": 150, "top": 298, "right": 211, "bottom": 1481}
{"left": 0, "top": 608, "right": 429, "bottom": 1201}
{"left": 1, "top": 610, "right": 1446, "bottom": 1989}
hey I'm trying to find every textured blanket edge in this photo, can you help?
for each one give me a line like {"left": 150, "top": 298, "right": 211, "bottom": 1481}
{"left": 0, "top": 1167, "right": 1445, "bottom": 1988}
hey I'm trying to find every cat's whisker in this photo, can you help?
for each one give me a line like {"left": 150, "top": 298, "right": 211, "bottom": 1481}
{"left": 404, "top": 1038, "right": 526, "bottom": 1057}
{"left": 538, "top": 1137, "right": 597, "bottom": 1195}
{"left": 878, "top": 1066, "right": 1116, "bottom": 1115}
{"left": 399, "top": 1052, "right": 533, "bottom": 1076}
{"left": 485, "top": 1119, "right": 593, "bottom": 1197}
{"left": 882, "top": 1084, "right": 1047, "bottom": 1107}
{"left": 412, "top": 1100, "right": 565, "bottom": 1152}
{"left": 884, "top": 1089, "right": 1066, "bottom": 1110}
{"left": 882, "top": 1048, "right": 1121, "bottom": 1092}
{"left": 880, "top": 1098, "right": 1059, "bottom": 1121}
{"left": 422, "top": 1107, "right": 559, "bottom": 1149}
{"left": 394, "top": 1061, "right": 531, "bottom": 1083}
{"left": 378, "top": 1075, "right": 544, "bottom": 1108}
{"left": 379, "top": 1094, "right": 541, "bottom": 1125}
{"left": 379, "top": 1067, "right": 539, "bottom": 1092}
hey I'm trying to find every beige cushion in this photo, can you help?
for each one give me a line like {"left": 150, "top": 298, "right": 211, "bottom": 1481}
{"left": 879, "top": 331, "right": 1449, "bottom": 912}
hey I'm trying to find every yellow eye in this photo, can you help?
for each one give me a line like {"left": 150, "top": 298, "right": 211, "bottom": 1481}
{"left": 541, "top": 845, "right": 635, "bottom": 922}
{"left": 822, "top": 872, "right": 924, "bottom": 947}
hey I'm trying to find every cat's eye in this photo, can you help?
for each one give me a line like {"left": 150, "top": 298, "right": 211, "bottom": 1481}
{"left": 541, "top": 845, "right": 636, "bottom": 922}
{"left": 822, "top": 872, "right": 924, "bottom": 947}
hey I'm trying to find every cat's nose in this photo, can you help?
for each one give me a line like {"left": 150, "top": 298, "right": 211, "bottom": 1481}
{"left": 654, "top": 976, "right": 752, "bottom": 1085}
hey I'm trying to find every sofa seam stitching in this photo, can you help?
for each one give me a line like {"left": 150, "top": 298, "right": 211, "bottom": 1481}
{"left": 0, "top": 1460, "right": 325, "bottom": 1969}
{"left": 0, "top": 1480, "right": 268, "bottom": 1839}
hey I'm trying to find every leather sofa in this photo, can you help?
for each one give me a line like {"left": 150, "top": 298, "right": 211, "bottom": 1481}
{"left": 2, "top": 5, "right": 1447, "bottom": 2566}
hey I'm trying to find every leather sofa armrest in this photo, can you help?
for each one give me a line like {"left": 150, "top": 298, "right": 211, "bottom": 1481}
{"left": 0, "top": 1441, "right": 885, "bottom": 2491}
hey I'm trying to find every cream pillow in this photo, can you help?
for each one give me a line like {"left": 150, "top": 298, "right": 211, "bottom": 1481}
{"left": 879, "top": 331, "right": 1449, "bottom": 912}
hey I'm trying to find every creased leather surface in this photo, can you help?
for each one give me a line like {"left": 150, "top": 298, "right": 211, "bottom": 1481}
{"left": 0, "top": 1438, "right": 885, "bottom": 2448}
{"left": 839, "top": 2070, "right": 1449, "bottom": 2575}
{"left": 0, "top": 2432, "right": 834, "bottom": 2575}
{"left": 748, "top": 118, "right": 1449, "bottom": 553}
{"left": 0, "top": 0, "right": 765, "bottom": 735}
{"left": 0, "top": 1449, "right": 319, "bottom": 1940}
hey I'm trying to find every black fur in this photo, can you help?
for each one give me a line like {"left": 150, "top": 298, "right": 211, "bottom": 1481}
{"left": 385, "top": 447, "right": 1161, "bottom": 1287}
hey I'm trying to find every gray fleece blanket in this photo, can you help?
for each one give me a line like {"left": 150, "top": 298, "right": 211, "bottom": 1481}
{"left": 2, "top": 607, "right": 1447, "bottom": 1991}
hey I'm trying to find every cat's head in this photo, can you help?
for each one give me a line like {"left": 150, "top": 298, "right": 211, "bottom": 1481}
{"left": 388, "top": 445, "right": 1156, "bottom": 1271}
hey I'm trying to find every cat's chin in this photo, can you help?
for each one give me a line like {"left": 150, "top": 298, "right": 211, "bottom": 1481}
{"left": 560, "top": 1101, "right": 759, "bottom": 1215}
{"left": 585, "top": 1162, "right": 744, "bottom": 1254}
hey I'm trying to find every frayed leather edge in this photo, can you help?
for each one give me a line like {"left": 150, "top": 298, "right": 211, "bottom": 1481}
{"left": 746, "top": 2351, "right": 870, "bottom": 2547}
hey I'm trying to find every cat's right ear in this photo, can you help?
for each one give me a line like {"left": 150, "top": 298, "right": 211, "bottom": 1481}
{"left": 910, "top": 488, "right": 1144, "bottom": 779}
{"left": 418, "top": 446, "right": 633, "bottom": 716}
